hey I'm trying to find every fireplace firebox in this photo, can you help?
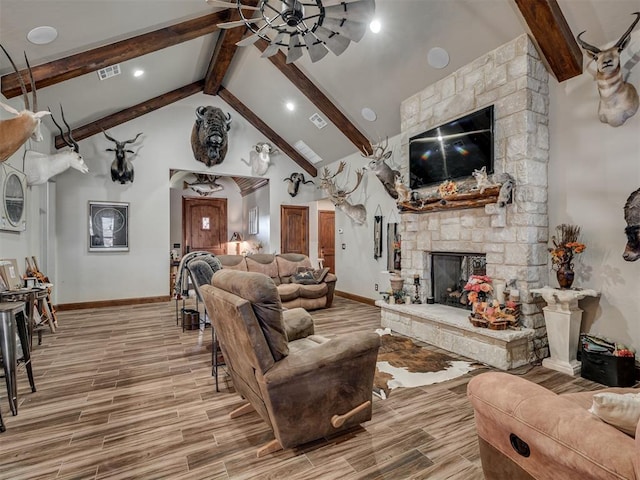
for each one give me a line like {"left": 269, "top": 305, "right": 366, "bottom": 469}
{"left": 430, "top": 253, "right": 486, "bottom": 310}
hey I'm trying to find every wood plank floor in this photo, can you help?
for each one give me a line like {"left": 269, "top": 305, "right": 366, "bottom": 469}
{"left": 0, "top": 296, "right": 606, "bottom": 479}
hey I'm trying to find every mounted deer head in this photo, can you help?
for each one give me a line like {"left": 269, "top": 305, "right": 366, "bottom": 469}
{"left": 0, "top": 45, "right": 51, "bottom": 163}
{"left": 362, "top": 136, "right": 400, "bottom": 198}
{"left": 319, "top": 161, "right": 367, "bottom": 224}
{"left": 576, "top": 12, "right": 640, "bottom": 127}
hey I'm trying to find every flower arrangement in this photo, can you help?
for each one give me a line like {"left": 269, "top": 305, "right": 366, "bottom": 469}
{"left": 549, "top": 224, "right": 586, "bottom": 270}
{"left": 438, "top": 180, "right": 458, "bottom": 197}
{"left": 463, "top": 274, "right": 493, "bottom": 304}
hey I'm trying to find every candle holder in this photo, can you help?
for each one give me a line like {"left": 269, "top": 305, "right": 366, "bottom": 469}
{"left": 413, "top": 275, "right": 422, "bottom": 304}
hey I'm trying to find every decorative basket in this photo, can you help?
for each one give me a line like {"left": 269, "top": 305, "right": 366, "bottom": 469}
{"left": 488, "top": 320, "right": 509, "bottom": 330}
{"left": 469, "top": 316, "right": 489, "bottom": 328}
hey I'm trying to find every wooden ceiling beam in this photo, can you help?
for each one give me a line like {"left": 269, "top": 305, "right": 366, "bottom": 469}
{"left": 512, "top": 0, "right": 582, "bottom": 82}
{"left": 254, "top": 40, "right": 373, "bottom": 155}
{"left": 54, "top": 81, "right": 204, "bottom": 148}
{"left": 218, "top": 86, "right": 317, "bottom": 177}
{"left": 2, "top": 12, "right": 228, "bottom": 99}
{"left": 203, "top": 0, "right": 260, "bottom": 95}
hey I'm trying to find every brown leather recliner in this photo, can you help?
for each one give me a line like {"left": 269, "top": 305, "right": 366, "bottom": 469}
{"left": 200, "top": 269, "right": 380, "bottom": 457}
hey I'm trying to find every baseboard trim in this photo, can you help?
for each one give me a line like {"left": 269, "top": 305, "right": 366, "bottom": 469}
{"left": 335, "top": 290, "right": 377, "bottom": 306}
{"left": 56, "top": 295, "right": 171, "bottom": 311}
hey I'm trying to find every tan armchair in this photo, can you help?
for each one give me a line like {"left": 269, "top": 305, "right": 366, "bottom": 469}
{"left": 200, "top": 269, "right": 380, "bottom": 457}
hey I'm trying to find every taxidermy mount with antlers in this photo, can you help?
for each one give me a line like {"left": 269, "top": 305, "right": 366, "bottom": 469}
{"left": 103, "top": 130, "right": 143, "bottom": 184}
{"left": 362, "top": 137, "right": 400, "bottom": 199}
{"left": 191, "top": 106, "right": 231, "bottom": 167}
{"left": 576, "top": 12, "right": 640, "bottom": 127}
{"left": 319, "top": 161, "right": 366, "bottom": 225}
{"left": 0, "top": 45, "right": 51, "bottom": 163}
{"left": 24, "top": 106, "right": 89, "bottom": 186}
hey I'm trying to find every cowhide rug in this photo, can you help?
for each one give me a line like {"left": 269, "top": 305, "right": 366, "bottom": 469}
{"left": 373, "top": 329, "right": 479, "bottom": 399}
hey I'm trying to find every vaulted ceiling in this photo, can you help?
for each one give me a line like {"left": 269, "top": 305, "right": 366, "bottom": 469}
{"left": 2, "top": 0, "right": 639, "bottom": 174}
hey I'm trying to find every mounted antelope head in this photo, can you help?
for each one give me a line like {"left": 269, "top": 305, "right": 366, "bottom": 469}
{"left": 0, "top": 45, "right": 51, "bottom": 163}
{"left": 362, "top": 136, "right": 400, "bottom": 198}
{"left": 319, "top": 161, "right": 367, "bottom": 224}
{"left": 576, "top": 12, "right": 640, "bottom": 127}
{"left": 24, "top": 105, "right": 88, "bottom": 186}
{"left": 103, "top": 130, "right": 143, "bottom": 184}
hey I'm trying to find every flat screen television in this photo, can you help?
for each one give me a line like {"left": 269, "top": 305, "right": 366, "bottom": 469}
{"left": 409, "top": 105, "right": 494, "bottom": 189}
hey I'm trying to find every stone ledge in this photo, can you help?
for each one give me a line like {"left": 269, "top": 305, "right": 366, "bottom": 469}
{"left": 376, "top": 301, "right": 535, "bottom": 370}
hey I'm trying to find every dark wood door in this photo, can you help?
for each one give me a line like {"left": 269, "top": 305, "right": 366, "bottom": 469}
{"left": 318, "top": 210, "right": 335, "bottom": 273}
{"left": 281, "top": 205, "right": 309, "bottom": 255}
{"left": 182, "top": 197, "right": 228, "bottom": 255}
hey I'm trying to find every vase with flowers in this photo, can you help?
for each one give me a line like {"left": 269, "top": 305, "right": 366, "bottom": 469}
{"left": 464, "top": 274, "right": 493, "bottom": 314}
{"left": 549, "top": 224, "right": 586, "bottom": 289}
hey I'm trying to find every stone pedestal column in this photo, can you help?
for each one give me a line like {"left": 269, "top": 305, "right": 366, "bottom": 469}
{"left": 531, "top": 287, "right": 599, "bottom": 376}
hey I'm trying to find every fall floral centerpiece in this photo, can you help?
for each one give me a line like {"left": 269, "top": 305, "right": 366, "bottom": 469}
{"left": 465, "top": 275, "right": 520, "bottom": 329}
{"left": 549, "top": 224, "right": 586, "bottom": 289}
{"left": 438, "top": 180, "right": 458, "bottom": 197}
{"left": 463, "top": 274, "right": 493, "bottom": 305}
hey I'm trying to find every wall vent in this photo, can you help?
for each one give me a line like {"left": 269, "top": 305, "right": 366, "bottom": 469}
{"left": 309, "top": 112, "right": 328, "bottom": 129}
{"left": 97, "top": 64, "right": 121, "bottom": 80}
{"left": 294, "top": 140, "right": 323, "bottom": 164}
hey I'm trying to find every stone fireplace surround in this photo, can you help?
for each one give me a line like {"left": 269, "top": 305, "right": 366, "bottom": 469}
{"left": 383, "top": 34, "right": 551, "bottom": 367}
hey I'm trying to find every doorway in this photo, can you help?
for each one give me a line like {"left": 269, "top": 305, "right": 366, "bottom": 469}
{"left": 318, "top": 210, "right": 335, "bottom": 273}
{"left": 281, "top": 205, "right": 309, "bottom": 255}
{"left": 182, "top": 197, "right": 228, "bottom": 255}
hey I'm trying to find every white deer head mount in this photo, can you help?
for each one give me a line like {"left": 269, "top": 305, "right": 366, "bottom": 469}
{"left": 576, "top": 12, "right": 640, "bottom": 127}
{"left": 319, "top": 161, "right": 367, "bottom": 225}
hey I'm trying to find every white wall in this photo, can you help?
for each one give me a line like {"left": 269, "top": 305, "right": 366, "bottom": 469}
{"left": 548, "top": 52, "right": 640, "bottom": 348}
{"left": 242, "top": 183, "right": 270, "bottom": 253}
{"left": 0, "top": 92, "right": 53, "bottom": 281}
{"left": 53, "top": 93, "right": 320, "bottom": 304}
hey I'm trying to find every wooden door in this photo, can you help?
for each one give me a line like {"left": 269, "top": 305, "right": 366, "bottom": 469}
{"left": 318, "top": 210, "right": 335, "bottom": 273}
{"left": 183, "top": 197, "right": 228, "bottom": 255}
{"left": 281, "top": 205, "right": 308, "bottom": 255}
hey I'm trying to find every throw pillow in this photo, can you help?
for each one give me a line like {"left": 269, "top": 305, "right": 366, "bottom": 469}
{"left": 291, "top": 268, "right": 331, "bottom": 285}
{"left": 589, "top": 391, "right": 640, "bottom": 436}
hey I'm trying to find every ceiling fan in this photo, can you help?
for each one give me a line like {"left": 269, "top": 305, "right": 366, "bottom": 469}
{"left": 206, "top": 0, "right": 376, "bottom": 63}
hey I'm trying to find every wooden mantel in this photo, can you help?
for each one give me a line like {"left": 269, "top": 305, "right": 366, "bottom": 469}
{"left": 398, "top": 186, "right": 502, "bottom": 214}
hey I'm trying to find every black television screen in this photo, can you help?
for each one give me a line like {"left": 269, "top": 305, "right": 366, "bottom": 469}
{"left": 409, "top": 105, "right": 494, "bottom": 189}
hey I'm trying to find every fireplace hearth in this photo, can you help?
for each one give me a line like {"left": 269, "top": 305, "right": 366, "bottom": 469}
{"left": 430, "top": 253, "right": 486, "bottom": 310}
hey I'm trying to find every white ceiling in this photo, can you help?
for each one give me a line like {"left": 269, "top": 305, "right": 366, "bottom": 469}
{"left": 1, "top": 0, "right": 639, "bottom": 167}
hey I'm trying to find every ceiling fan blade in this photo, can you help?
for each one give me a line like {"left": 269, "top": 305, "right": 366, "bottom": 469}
{"left": 236, "top": 32, "right": 263, "bottom": 47}
{"left": 313, "top": 26, "right": 350, "bottom": 56}
{"left": 321, "top": 17, "right": 367, "bottom": 42}
{"left": 206, "top": 0, "right": 261, "bottom": 10}
{"left": 217, "top": 18, "right": 261, "bottom": 29}
{"left": 261, "top": 32, "right": 287, "bottom": 57}
{"left": 302, "top": 31, "right": 329, "bottom": 63}
{"left": 286, "top": 34, "right": 304, "bottom": 64}
{"left": 324, "top": 0, "right": 375, "bottom": 22}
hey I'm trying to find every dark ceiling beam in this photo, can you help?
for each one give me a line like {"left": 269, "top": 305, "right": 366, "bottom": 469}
{"left": 218, "top": 86, "right": 317, "bottom": 177}
{"left": 254, "top": 40, "right": 373, "bottom": 156}
{"left": 54, "top": 81, "right": 204, "bottom": 148}
{"left": 203, "top": 0, "right": 260, "bottom": 95}
{"left": 512, "top": 0, "right": 582, "bottom": 82}
{"left": 2, "top": 12, "right": 228, "bottom": 99}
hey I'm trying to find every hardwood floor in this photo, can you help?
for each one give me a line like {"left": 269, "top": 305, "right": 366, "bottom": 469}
{"left": 0, "top": 296, "right": 606, "bottom": 479}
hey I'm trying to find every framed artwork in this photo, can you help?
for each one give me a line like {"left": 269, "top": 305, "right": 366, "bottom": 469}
{"left": 248, "top": 206, "right": 258, "bottom": 235}
{"left": 88, "top": 201, "right": 129, "bottom": 252}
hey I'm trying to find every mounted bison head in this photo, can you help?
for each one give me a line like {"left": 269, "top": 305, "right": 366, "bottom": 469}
{"left": 624, "top": 187, "right": 640, "bottom": 262}
{"left": 191, "top": 106, "right": 231, "bottom": 167}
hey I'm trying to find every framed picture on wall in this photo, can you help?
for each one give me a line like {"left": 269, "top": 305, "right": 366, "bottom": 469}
{"left": 248, "top": 206, "right": 258, "bottom": 235}
{"left": 88, "top": 201, "right": 129, "bottom": 252}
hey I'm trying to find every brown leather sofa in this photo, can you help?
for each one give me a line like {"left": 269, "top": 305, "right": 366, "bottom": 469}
{"left": 467, "top": 371, "right": 640, "bottom": 479}
{"left": 200, "top": 269, "right": 379, "bottom": 456}
{"left": 215, "top": 253, "right": 337, "bottom": 310}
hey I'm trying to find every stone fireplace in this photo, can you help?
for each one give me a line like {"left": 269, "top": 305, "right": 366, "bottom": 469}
{"left": 382, "top": 34, "right": 551, "bottom": 365}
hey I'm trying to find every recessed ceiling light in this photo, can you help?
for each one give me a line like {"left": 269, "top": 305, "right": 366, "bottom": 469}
{"left": 427, "top": 47, "right": 450, "bottom": 69}
{"left": 369, "top": 19, "right": 381, "bottom": 34}
{"left": 361, "top": 107, "right": 377, "bottom": 122}
{"left": 285, "top": 102, "right": 295, "bottom": 111}
{"left": 27, "top": 26, "right": 58, "bottom": 45}
{"left": 133, "top": 69, "right": 144, "bottom": 77}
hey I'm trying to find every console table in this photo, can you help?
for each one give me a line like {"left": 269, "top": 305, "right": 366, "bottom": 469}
{"left": 531, "top": 286, "right": 599, "bottom": 376}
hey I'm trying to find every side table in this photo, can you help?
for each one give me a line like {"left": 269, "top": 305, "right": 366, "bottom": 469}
{"left": 531, "top": 286, "right": 599, "bottom": 375}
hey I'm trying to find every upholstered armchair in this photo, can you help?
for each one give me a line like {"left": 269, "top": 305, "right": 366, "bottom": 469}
{"left": 200, "top": 269, "right": 380, "bottom": 457}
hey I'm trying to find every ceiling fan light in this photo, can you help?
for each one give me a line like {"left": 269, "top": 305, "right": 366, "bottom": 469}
{"left": 314, "top": 26, "right": 350, "bottom": 56}
{"left": 321, "top": 17, "right": 366, "bottom": 42}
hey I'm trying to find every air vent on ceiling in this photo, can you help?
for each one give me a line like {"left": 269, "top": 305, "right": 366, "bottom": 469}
{"left": 309, "top": 112, "right": 328, "bottom": 129}
{"left": 294, "top": 140, "right": 323, "bottom": 164}
{"left": 97, "top": 64, "right": 121, "bottom": 80}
